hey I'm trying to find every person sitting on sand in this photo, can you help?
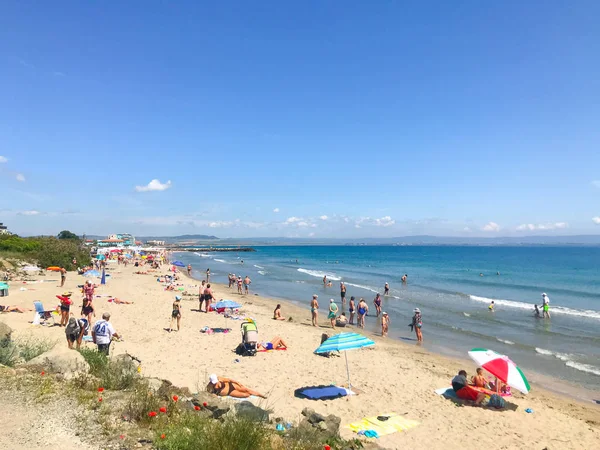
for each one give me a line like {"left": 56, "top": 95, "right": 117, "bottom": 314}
{"left": 335, "top": 312, "right": 348, "bottom": 327}
{"left": 0, "top": 304, "right": 30, "bottom": 313}
{"left": 452, "top": 370, "right": 486, "bottom": 405}
{"left": 257, "top": 336, "right": 288, "bottom": 350}
{"left": 273, "top": 304, "right": 286, "bottom": 320}
{"left": 471, "top": 368, "right": 489, "bottom": 389}
{"left": 207, "top": 374, "right": 266, "bottom": 399}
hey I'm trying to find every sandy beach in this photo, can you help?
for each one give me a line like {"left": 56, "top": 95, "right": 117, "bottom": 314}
{"left": 1, "top": 263, "right": 598, "bottom": 450}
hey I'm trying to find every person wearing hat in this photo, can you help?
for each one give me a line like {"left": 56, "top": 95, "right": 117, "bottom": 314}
{"left": 206, "top": 374, "right": 266, "bottom": 399}
{"left": 56, "top": 291, "right": 73, "bottom": 327}
{"left": 328, "top": 299, "right": 339, "bottom": 329}
{"left": 411, "top": 308, "right": 423, "bottom": 342}
{"left": 310, "top": 294, "right": 319, "bottom": 327}
{"left": 169, "top": 295, "right": 182, "bottom": 332}
{"left": 381, "top": 311, "right": 390, "bottom": 337}
{"left": 92, "top": 312, "right": 120, "bottom": 355}
{"left": 542, "top": 293, "right": 550, "bottom": 319}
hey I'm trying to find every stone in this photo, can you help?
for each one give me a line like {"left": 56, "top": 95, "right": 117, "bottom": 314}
{"left": 191, "top": 391, "right": 231, "bottom": 419}
{"left": 324, "top": 414, "right": 341, "bottom": 435}
{"left": 301, "top": 407, "right": 315, "bottom": 418}
{"left": 0, "top": 364, "right": 17, "bottom": 377}
{"left": 0, "top": 321, "right": 12, "bottom": 342}
{"left": 146, "top": 377, "right": 167, "bottom": 392}
{"left": 23, "top": 345, "right": 89, "bottom": 376}
{"left": 234, "top": 401, "right": 270, "bottom": 422}
{"left": 317, "top": 421, "right": 328, "bottom": 431}
{"left": 307, "top": 411, "right": 326, "bottom": 425}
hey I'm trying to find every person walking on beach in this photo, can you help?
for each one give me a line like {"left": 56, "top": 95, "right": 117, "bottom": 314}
{"left": 198, "top": 280, "right": 206, "bottom": 312}
{"left": 384, "top": 282, "right": 389, "bottom": 296}
{"left": 373, "top": 293, "right": 382, "bottom": 317}
{"left": 542, "top": 293, "right": 550, "bottom": 318}
{"left": 237, "top": 276, "right": 243, "bottom": 295}
{"left": 328, "top": 299, "right": 339, "bottom": 329}
{"left": 381, "top": 312, "right": 390, "bottom": 337}
{"left": 228, "top": 273, "right": 233, "bottom": 288}
{"left": 187, "top": 264, "right": 192, "bottom": 276}
{"left": 92, "top": 312, "right": 120, "bottom": 355}
{"left": 243, "top": 276, "right": 251, "bottom": 295}
{"left": 310, "top": 295, "right": 319, "bottom": 327}
{"left": 204, "top": 284, "right": 213, "bottom": 313}
{"left": 169, "top": 295, "right": 182, "bottom": 332}
{"left": 349, "top": 296, "right": 356, "bottom": 325}
{"left": 60, "top": 267, "right": 67, "bottom": 287}
{"left": 412, "top": 308, "right": 423, "bottom": 342}
{"left": 357, "top": 298, "right": 368, "bottom": 329}
{"left": 206, "top": 268, "right": 210, "bottom": 283}
{"left": 57, "top": 292, "right": 72, "bottom": 327}
{"left": 340, "top": 282, "right": 346, "bottom": 307}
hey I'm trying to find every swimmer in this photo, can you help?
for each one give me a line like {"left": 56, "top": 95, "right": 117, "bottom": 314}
{"left": 488, "top": 301, "right": 495, "bottom": 312}
{"left": 533, "top": 304, "right": 541, "bottom": 318}
{"left": 401, "top": 274, "right": 408, "bottom": 283}
{"left": 384, "top": 282, "right": 389, "bottom": 296}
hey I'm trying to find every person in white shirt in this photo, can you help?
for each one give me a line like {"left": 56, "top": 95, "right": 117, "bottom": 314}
{"left": 92, "top": 312, "right": 120, "bottom": 355}
{"left": 541, "top": 293, "right": 551, "bottom": 319}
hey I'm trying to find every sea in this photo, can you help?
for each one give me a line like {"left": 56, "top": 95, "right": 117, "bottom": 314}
{"left": 173, "top": 245, "right": 600, "bottom": 392}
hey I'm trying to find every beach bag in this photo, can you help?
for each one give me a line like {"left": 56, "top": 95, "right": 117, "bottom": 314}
{"left": 235, "top": 343, "right": 256, "bottom": 357}
{"left": 488, "top": 394, "right": 505, "bottom": 409}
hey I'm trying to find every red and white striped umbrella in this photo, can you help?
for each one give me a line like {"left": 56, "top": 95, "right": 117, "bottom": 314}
{"left": 468, "top": 348, "right": 531, "bottom": 394}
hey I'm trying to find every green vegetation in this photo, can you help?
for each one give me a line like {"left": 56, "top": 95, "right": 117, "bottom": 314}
{"left": 0, "top": 337, "right": 55, "bottom": 367}
{"left": 0, "top": 232, "right": 90, "bottom": 270}
{"left": 77, "top": 348, "right": 139, "bottom": 390}
{"left": 57, "top": 230, "right": 79, "bottom": 240}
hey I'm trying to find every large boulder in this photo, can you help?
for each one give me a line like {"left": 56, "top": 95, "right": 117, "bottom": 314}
{"left": 0, "top": 322, "right": 12, "bottom": 343}
{"left": 24, "top": 345, "right": 89, "bottom": 378}
{"left": 234, "top": 401, "right": 270, "bottom": 422}
{"left": 300, "top": 407, "right": 341, "bottom": 438}
{"left": 192, "top": 391, "right": 231, "bottom": 419}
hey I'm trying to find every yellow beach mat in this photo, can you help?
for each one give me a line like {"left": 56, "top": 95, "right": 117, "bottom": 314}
{"left": 347, "top": 413, "right": 420, "bottom": 436}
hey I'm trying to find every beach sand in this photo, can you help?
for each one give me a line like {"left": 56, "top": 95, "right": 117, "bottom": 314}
{"left": 1, "top": 264, "right": 598, "bottom": 449}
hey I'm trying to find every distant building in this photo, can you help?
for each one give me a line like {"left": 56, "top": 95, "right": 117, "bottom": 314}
{"left": 0, "top": 223, "right": 9, "bottom": 235}
{"left": 146, "top": 240, "right": 165, "bottom": 246}
{"left": 97, "top": 238, "right": 124, "bottom": 247}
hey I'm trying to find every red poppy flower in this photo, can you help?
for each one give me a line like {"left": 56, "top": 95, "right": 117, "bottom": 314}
{"left": 98, "top": 398, "right": 103, "bottom": 402}
{"left": 194, "top": 405, "right": 200, "bottom": 411}
{"left": 40, "top": 371, "right": 45, "bottom": 376}
{"left": 98, "top": 387, "right": 104, "bottom": 393}
{"left": 160, "top": 434, "right": 166, "bottom": 439}
{"left": 148, "top": 411, "right": 157, "bottom": 417}
{"left": 203, "top": 402, "right": 208, "bottom": 407}
{"left": 119, "top": 435, "right": 125, "bottom": 440}
{"left": 172, "top": 395, "right": 179, "bottom": 402}
{"left": 159, "top": 407, "right": 167, "bottom": 413}
{"left": 324, "top": 446, "right": 331, "bottom": 450}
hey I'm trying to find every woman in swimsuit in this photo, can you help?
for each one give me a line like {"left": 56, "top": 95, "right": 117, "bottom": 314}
{"left": 373, "top": 293, "right": 382, "bottom": 317}
{"left": 57, "top": 292, "right": 72, "bottom": 327}
{"left": 81, "top": 296, "right": 95, "bottom": 324}
{"left": 257, "top": 336, "right": 288, "bottom": 350}
{"left": 169, "top": 295, "right": 182, "bottom": 332}
{"left": 357, "top": 298, "right": 368, "bottom": 329}
{"left": 207, "top": 374, "right": 266, "bottom": 399}
{"left": 310, "top": 295, "right": 319, "bottom": 327}
{"left": 273, "top": 304, "right": 286, "bottom": 320}
{"left": 237, "top": 277, "right": 243, "bottom": 295}
{"left": 0, "top": 305, "right": 29, "bottom": 313}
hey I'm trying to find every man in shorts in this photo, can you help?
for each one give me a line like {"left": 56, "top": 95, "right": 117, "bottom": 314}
{"left": 542, "top": 293, "right": 551, "bottom": 319}
{"left": 243, "top": 276, "right": 251, "bottom": 295}
{"left": 452, "top": 370, "right": 485, "bottom": 405}
{"left": 92, "top": 312, "right": 120, "bottom": 355}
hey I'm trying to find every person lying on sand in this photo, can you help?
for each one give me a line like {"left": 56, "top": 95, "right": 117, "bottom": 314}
{"left": 107, "top": 298, "right": 134, "bottom": 304}
{"left": 257, "top": 336, "right": 288, "bottom": 351}
{"left": 273, "top": 304, "right": 286, "bottom": 320}
{"left": 0, "top": 304, "right": 31, "bottom": 313}
{"left": 207, "top": 374, "right": 266, "bottom": 399}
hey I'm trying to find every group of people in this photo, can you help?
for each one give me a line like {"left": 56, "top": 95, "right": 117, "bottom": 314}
{"left": 451, "top": 368, "right": 509, "bottom": 407}
{"left": 228, "top": 273, "right": 252, "bottom": 295}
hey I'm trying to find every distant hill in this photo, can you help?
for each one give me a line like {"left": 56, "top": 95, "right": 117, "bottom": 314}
{"left": 83, "top": 234, "right": 219, "bottom": 243}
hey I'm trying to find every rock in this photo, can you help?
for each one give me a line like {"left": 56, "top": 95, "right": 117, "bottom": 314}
{"left": 301, "top": 407, "right": 315, "bottom": 417}
{"left": 0, "top": 321, "right": 12, "bottom": 342}
{"left": 324, "top": 414, "right": 341, "bottom": 435}
{"left": 112, "top": 354, "right": 138, "bottom": 372}
{"left": 146, "top": 377, "right": 165, "bottom": 392}
{"left": 234, "top": 401, "right": 270, "bottom": 422}
{"left": 317, "top": 421, "right": 328, "bottom": 431}
{"left": 191, "top": 392, "right": 230, "bottom": 419}
{"left": 23, "top": 345, "right": 89, "bottom": 377}
{"left": 307, "top": 411, "right": 326, "bottom": 425}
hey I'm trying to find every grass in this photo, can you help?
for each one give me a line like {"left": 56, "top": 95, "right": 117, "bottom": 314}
{"left": 78, "top": 348, "right": 138, "bottom": 390}
{"left": 0, "top": 337, "right": 55, "bottom": 367}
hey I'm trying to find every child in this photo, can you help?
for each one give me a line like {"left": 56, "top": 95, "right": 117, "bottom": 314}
{"left": 381, "top": 312, "right": 390, "bottom": 337}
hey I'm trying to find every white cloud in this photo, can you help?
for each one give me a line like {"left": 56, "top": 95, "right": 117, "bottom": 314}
{"left": 273, "top": 208, "right": 280, "bottom": 213}
{"left": 135, "top": 179, "right": 172, "bottom": 192}
{"left": 319, "top": 215, "right": 328, "bottom": 221}
{"left": 516, "top": 222, "right": 568, "bottom": 231}
{"left": 285, "top": 217, "right": 302, "bottom": 224}
{"left": 355, "top": 224, "right": 361, "bottom": 229}
{"left": 591, "top": 180, "right": 600, "bottom": 188}
{"left": 463, "top": 227, "right": 472, "bottom": 232}
{"left": 208, "top": 221, "right": 234, "bottom": 228}
{"left": 16, "top": 173, "right": 25, "bottom": 182}
{"left": 308, "top": 232, "right": 315, "bottom": 237}
{"left": 482, "top": 222, "right": 500, "bottom": 232}
{"left": 0, "top": 156, "right": 7, "bottom": 163}
{"left": 374, "top": 216, "right": 395, "bottom": 227}
{"left": 593, "top": 217, "right": 600, "bottom": 225}
{"left": 17, "top": 210, "right": 40, "bottom": 216}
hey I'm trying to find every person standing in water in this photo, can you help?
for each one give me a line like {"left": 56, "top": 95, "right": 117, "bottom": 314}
{"left": 412, "top": 308, "right": 423, "bottom": 342}
{"left": 401, "top": 274, "right": 408, "bottom": 283}
{"left": 381, "top": 312, "right": 390, "bottom": 337}
{"left": 357, "top": 298, "right": 368, "bottom": 329}
{"left": 348, "top": 296, "right": 356, "bottom": 325}
{"left": 187, "top": 264, "right": 192, "bottom": 276}
{"left": 384, "top": 282, "right": 390, "bottom": 296}
{"left": 542, "top": 293, "right": 551, "bottom": 318}
{"left": 488, "top": 301, "right": 495, "bottom": 312}
{"left": 310, "top": 295, "right": 319, "bottom": 327}
{"left": 323, "top": 275, "right": 327, "bottom": 287}
{"left": 340, "top": 282, "right": 346, "bottom": 307}
{"left": 373, "top": 293, "right": 382, "bottom": 317}
{"left": 206, "top": 268, "right": 210, "bottom": 283}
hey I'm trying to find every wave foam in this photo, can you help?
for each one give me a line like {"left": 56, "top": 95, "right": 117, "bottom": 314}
{"left": 469, "top": 295, "right": 600, "bottom": 320}
{"left": 496, "top": 338, "right": 515, "bottom": 345}
{"left": 213, "top": 259, "right": 227, "bottom": 264}
{"left": 344, "top": 282, "right": 380, "bottom": 294}
{"left": 258, "top": 270, "right": 267, "bottom": 276}
{"left": 565, "top": 361, "right": 600, "bottom": 377}
{"left": 463, "top": 312, "right": 471, "bottom": 317}
{"left": 194, "top": 253, "right": 212, "bottom": 258}
{"left": 297, "top": 268, "right": 341, "bottom": 281}
{"left": 253, "top": 265, "right": 264, "bottom": 269}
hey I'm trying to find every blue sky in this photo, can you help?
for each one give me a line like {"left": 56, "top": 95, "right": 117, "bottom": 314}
{"left": 1, "top": 1, "right": 599, "bottom": 238}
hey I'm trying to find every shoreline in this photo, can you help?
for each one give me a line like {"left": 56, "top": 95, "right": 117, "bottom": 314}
{"left": 2, "top": 264, "right": 599, "bottom": 449}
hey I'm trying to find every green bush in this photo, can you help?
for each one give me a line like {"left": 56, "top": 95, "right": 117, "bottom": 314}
{"left": 155, "top": 413, "right": 273, "bottom": 450}
{"left": 0, "top": 338, "right": 19, "bottom": 367}
{"left": 0, "top": 337, "right": 55, "bottom": 367}
{"left": 78, "top": 348, "right": 138, "bottom": 390}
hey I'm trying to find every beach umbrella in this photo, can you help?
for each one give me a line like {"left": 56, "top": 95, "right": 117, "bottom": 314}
{"left": 214, "top": 300, "right": 242, "bottom": 309}
{"left": 314, "top": 332, "right": 375, "bottom": 389}
{"left": 47, "top": 266, "right": 61, "bottom": 271}
{"left": 96, "top": 255, "right": 105, "bottom": 261}
{"left": 110, "top": 249, "right": 121, "bottom": 253}
{"left": 101, "top": 268, "right": 106, "bottom": 285}
{"left": 468, "top": 348, "right": 531, "bottom": 394}
{"left": 172, "top": 261, "right": 185, "bottom": 267}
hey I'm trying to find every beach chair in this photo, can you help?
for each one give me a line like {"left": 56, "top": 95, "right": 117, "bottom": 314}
{"left": 33, "top": 301, "right": 55, "bottom": 326}
{"left": 238, "top": 321, "right": 258, "bottom": 356}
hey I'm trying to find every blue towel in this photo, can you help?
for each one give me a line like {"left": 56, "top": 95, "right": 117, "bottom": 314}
{"left": 295, "top": 385, "right": 348, "bottom": 400}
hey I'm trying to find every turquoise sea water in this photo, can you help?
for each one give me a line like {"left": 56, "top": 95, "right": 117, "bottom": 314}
{"left": 175, "top": 246, "right": 600, "bottom": 391}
